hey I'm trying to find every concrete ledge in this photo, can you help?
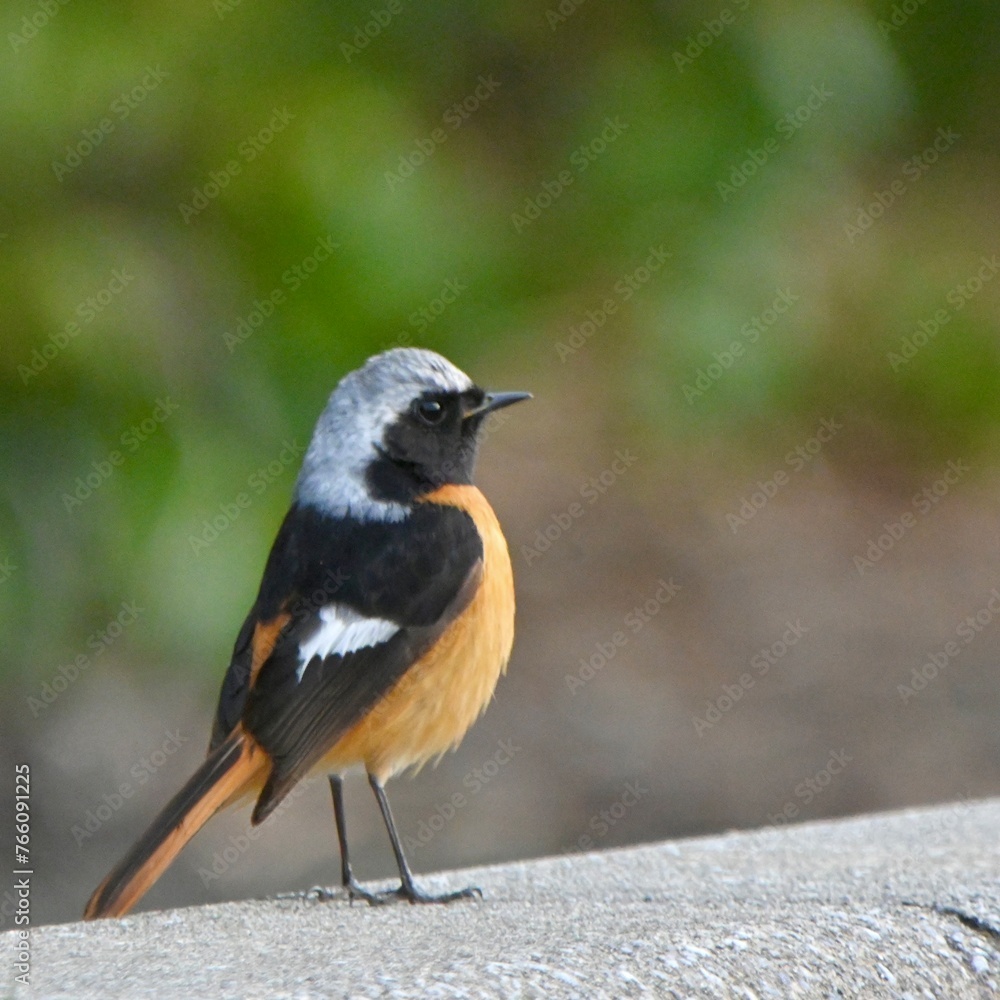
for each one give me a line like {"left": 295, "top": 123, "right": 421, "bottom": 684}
{"left": 13, "top": 798, "right": 1000, "bottom": 998}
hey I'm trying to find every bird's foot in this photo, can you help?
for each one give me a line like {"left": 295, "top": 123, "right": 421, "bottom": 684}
{"left": 305, "top": 880, "right": 481, "bottom": 906}
{"left": 384, "top": 883, "right": 483, "bottom": 905}
{"left": 303, "top": 885, "right": 339, "bottom": 903}
{"left": 301, "top": 881, "right": 384, "bottom": 906}
{"left": 345, "top": 879, "right": 392, "bottom": 906}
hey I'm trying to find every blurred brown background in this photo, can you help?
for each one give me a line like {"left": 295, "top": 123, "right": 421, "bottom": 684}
{"left": 2, "top": 0, "right": 999, "bottom": 926}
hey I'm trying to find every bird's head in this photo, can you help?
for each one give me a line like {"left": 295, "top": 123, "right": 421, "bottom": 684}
{"left": 296, "top": 348, "right": 530, "bottom": 519}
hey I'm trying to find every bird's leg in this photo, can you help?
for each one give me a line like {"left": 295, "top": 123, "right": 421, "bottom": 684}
{"left": 367, "top": 772, "right": 482, "bottom": 905}
{"left": 322, "top": 774, "right": 385, "bottom": 905}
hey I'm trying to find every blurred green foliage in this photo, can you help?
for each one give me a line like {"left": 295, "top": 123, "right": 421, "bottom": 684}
{"left": 2, "top": 0, "right": 999, "bottom": 683}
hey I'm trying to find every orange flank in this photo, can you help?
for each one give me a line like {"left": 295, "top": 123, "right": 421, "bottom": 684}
{"left": 250, "top": 612, "right": 292, "bottom": 687}
{"left": 322, "top": 485, "right": 515, "bottom": 781}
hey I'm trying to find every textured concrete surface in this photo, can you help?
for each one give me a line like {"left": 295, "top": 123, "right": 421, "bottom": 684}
{"left": 8, "top": 798, "right": 1000, "bottom": 999}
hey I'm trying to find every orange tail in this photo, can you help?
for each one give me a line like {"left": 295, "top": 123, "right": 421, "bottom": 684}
{"left": 83, "top": 729, "right": 269, "bottom": 919}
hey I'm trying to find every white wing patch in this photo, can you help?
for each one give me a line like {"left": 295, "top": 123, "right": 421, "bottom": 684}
{"left": 296, "top": 605, "right": 399, "bottom": 682}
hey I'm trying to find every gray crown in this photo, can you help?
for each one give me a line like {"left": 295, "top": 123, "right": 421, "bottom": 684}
{"left": 294, "top": 349, "right": 475, "bottom": 520}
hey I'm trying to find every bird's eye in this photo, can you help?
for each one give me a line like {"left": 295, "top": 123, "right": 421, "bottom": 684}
{"left": 414, "top": 399, "right": 446, "bottom": 425}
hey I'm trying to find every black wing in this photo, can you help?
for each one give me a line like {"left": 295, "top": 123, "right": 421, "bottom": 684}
{"left": 210, "top": 501, "right": 483, "bottom": 821}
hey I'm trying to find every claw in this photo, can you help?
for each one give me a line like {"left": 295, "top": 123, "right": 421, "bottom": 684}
{"left": 392, "top": 883, "right": 482, "bottom": 905}
{"left": 346, "top": 880, "right": 390, "bottom": 906}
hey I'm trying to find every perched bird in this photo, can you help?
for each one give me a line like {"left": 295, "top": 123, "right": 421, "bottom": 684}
{"left": 84, "top": 348, "right": 530, "bottom": 918}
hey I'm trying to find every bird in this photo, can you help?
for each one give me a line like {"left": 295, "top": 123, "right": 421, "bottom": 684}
{"left": 84, "top": 348, "right": 531, "bottom": 918}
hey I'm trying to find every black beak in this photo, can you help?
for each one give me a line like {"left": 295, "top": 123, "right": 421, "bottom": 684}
{"left": 464, "top": 391, "right": 533, "bottom": 419}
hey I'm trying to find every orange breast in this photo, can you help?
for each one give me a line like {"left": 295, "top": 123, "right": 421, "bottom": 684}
{"left": 320, "top": 484, "right": 516, "bottom": 781}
